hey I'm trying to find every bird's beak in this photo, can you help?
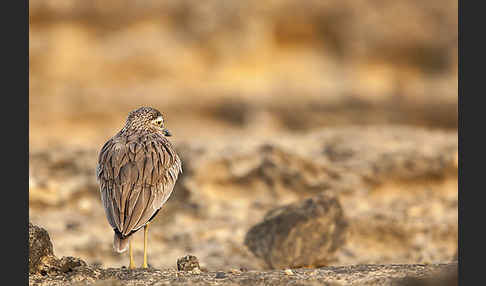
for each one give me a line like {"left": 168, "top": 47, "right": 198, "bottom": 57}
{"left": 163, "top": 128, "right": 172, "bottom": 137}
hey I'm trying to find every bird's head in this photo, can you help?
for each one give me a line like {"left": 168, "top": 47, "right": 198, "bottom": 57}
{"left": 124, "top": 106, "right": 172, "bottom": 136}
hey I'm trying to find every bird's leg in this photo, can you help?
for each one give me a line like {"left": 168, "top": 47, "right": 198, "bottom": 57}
{"left": 143, "top": 222, "right": 150, "bottom": 268}
{"left": 129, "top": 240, "right": 136, "bottom": 270}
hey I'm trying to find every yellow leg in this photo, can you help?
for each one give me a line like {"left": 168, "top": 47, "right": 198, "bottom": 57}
{"left": 129, "top": 240, "right": 135, "bottom": 269}
{"left": 143, "top": 222, "right": 150, "bottom": 268}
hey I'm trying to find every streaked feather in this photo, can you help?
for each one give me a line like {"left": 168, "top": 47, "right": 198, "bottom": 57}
{"left": 96, "top": 128, "right": 181, "bottom": 240}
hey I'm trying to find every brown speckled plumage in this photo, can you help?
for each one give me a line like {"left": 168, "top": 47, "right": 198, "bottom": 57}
{"left": 96, "top": 107, "right": 182, "bottom": 253}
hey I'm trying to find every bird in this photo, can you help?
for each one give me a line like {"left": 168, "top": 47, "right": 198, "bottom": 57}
{"left": 96, "top": 106, "right": 182, "bottom": 269}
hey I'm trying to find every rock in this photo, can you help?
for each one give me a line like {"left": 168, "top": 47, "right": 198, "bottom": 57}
{"left": 58, "top": 256, "right": 88, "bottom": 273}
{"left": 284, "top": 269, "right": 294, "bottom": 275}
{"left": 244, "top": 193, "right": 348, "bottom": 269}
{"left": 29, "top": 222, "right": 57, "bottom": 274}
{"left": 29, "top": 222, "right": 91, "bottom": 279}
{"left": 177, "top": 255, "right": 200, "bottom": 271}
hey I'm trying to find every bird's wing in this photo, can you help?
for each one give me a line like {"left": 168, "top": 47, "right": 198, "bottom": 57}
{"left": 97, "top": 137, "right": 132, "bottom": 233}
{"left": 97, "top": 135, "right": 182, "bottom": 236}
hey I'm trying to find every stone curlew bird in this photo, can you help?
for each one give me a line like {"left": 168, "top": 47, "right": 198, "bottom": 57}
{"left": 96, "top": 106, "right": 182, "bottom": 269}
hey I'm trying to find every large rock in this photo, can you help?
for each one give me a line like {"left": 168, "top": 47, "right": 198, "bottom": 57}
{"left": 29, "top": 222, "right": 56, "bottom": 274}
{"left": 29, "top": 222, "right": 89, "bottom": 276}
{"left": 244, "top": 193, "right": 348, "bottom": 269}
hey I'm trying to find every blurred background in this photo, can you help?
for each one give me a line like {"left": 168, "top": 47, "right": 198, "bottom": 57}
{"left": 29, "top": 0, "right": 458, "bottom": 271}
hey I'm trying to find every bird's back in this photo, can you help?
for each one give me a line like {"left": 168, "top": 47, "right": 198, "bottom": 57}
{"left": 97, "top": 131, "right": 182, "bottom": 238}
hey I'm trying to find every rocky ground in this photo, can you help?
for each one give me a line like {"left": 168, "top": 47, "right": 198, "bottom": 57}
{"left": 29, "top": 126, "right": 458, "bottom": 285}
{"left": 30, "top": 222, "right": 457, "bottom": 286}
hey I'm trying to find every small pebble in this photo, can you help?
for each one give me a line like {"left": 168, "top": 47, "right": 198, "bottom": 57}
{"left": 284, "top": 269, "right": 294, "bottom": 275}
{"left": 215, "top": 271, "right": 226, "bottom": 279}
{"left": 65, "top": 222, "right": 80, "bottom": 231}
{"left": 177, "top": 255, "right": 200, "bottom": 271}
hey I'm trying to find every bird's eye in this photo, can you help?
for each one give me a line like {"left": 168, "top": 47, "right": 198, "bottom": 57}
{"left": 153, "top": 117, "right": 163, "bottom": 126}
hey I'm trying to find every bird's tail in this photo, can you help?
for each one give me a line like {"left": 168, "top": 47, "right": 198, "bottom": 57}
{"left": 113, "top": 232, "right": 130, "bottom": 253}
